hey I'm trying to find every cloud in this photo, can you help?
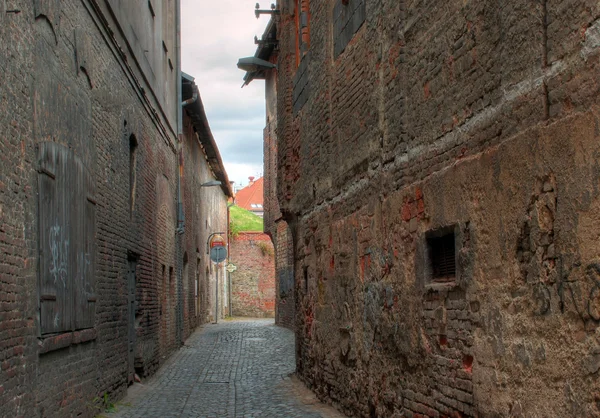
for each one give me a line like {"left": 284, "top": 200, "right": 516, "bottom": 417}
{"left": 181, "top": 0, "right": 269, "bottom": 185}
{"left": 215, "top": 131, "right": 264, "bottom": 163}
{"left": 227, "top": 162, "right": 264, "bottom": 190}
{"left": 199, "top": 94, "right": 265, "bottom": 125}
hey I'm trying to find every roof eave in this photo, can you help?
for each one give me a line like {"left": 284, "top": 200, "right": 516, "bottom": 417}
{"left": 183, "top": 82, "right": 234, "bottom": 198}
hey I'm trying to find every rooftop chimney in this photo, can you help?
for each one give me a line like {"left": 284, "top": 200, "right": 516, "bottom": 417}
{"left": 248, "top": 176, "right": 255, "bottom": 185}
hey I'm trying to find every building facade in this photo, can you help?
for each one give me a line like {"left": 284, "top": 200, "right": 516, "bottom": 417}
{"left": 0, "top": 1, "right": 230, "bottom": 416}
{"left": 270, "top": 0, "right": 600, "bottom": 416}
{"left": 242, "top": 15, "right": 295, "bottom": 330}
{"left": 182, "top": 75, "right": 233, "bottom": 326}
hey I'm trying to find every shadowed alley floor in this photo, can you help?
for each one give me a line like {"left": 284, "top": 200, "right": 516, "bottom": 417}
{"left": 105, "top": 318, "right": 344, "bottom": 418}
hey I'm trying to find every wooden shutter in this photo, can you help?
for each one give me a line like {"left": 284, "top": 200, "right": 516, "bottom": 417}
{"left": 39, "top": 142, "right": 96, "bottom": 334}
{"left": 39, "top": 142, "right": 72, "bottom": 334}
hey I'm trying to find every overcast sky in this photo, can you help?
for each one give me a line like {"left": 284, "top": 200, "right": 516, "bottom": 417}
{"left": 181, "top": 0, "right": 270, "bottom": 190}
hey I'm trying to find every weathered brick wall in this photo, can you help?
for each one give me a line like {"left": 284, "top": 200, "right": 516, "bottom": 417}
{"left": 155, "top": 169, "right": 178, "bottom": 363}
{"left": 275, "top": 221, "right": 295, "bottom": 330}
{"left": 262, "top": 42, "right": 296, "bottom": 329}
{"left": 182, "top": 116, "right": 205, "bottom": 338}
{"left": 263, "top": 120, "right": 278, "bottom": 240}
{"left": 0, "top": 1, "right": 189, "bottom": 416}
{"left": 230, "top": 232, "right": 275, "bottom": 318}
{"left": 275, "top": 0, "right": 600, "bottom": 416}
{"left": 181, "top": 113, "right": 230, "bottom": 329}
{"left": 0, "top": 2, "right": 37, "bottom": 415}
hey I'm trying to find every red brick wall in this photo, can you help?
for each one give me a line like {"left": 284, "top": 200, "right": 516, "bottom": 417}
{"left": 263, "top": 63, "right": 281, "bottom": 239}
{"left": 230, "top": 232, "right": 275, "bottom": 318}
{"left": 0, "top": 1, "right": 201, "bottom": 416}
{"left": 262, "top": 54, "right": 296, "bottom": 329}
{"left": 0, "top": 1, "right": 36, "bottom": 415}
{"left": 274, "top": 221, "right": 295, "bottom": 330}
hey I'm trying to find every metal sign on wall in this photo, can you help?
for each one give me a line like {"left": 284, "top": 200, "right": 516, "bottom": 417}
{"left": 210, "top": 246, "right": 227, "bottom": 263}
{"left": 209, "top": 234, "right": 227, "bottom": 263}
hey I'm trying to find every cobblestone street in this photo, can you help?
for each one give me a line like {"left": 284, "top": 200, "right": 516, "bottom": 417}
{"left": 105, "top": 319, "right": 343, "bottom": 418}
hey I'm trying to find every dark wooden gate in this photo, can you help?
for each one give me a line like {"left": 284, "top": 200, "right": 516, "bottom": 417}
{"left": 127, "top": 257, "right": 137, "bottom": 384}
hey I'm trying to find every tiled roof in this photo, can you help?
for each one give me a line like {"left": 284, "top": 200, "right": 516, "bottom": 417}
{"left": 235, "top": 177, "right": 264, "bottom": 212}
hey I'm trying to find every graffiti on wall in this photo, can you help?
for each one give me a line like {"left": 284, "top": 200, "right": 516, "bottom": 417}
{"left": 530, "top": 260, "right": 600, "bottom": 323}
{"left": 49, "top": 225, "right": 69, "bottom": 287}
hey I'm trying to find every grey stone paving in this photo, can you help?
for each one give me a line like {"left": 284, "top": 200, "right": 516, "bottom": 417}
{"left": 105, "top": 319, "right": 344, "bottom": 418}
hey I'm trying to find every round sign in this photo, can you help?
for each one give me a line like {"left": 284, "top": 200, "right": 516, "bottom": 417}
{"left": 210, "top": 246, "right": 227, "bottom": 263}
{"left": 209, "top": 234, "right": 226, "bottom": 248}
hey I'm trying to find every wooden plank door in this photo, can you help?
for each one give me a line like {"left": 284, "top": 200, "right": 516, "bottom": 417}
{"left": 127, "top": 258, "right": 137, "bottom": 384}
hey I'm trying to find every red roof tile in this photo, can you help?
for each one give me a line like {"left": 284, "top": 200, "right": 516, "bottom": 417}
{"left": 235, "top": 177, "right": 264, "bottom": 212}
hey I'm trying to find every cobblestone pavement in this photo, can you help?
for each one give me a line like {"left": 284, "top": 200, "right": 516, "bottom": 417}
{"left": 105, "top": 319, "right": 345, "bottom": 418}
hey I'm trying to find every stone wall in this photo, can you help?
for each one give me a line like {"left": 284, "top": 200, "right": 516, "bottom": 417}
{"left": 275, "top": 0, "right": 600, "bottom": 416}
{"left": 230, "top": 232, "right": 275, "bottom": 318}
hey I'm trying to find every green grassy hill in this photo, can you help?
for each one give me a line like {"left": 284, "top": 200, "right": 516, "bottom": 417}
{"left": 230, "top": 205, "right": 263, "bottom": 234}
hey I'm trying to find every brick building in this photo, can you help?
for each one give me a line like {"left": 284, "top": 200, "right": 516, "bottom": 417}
{"left": 252, "top": 0, "right": 600, "bottom": 416}
{"left": 181, "top": 74, "right": 233, "bottom": 326}
{"left": 230, "top": 231, "right": 275, "bottom": 318}
{"left": 240, "top": 14, "right": 295, "bottom": 329}
{"left": 0, "top": 1, "right": 231, "bottom": 416}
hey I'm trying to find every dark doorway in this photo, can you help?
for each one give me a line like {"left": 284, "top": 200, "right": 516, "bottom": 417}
{"left": 127, "top": 255, "right": 138, "bottom": 384}
{"left": 178, "top": 253, "right": 188, "bottom": 345}
{"left": 196, "top": 254, "right": 200, "bottom": 318}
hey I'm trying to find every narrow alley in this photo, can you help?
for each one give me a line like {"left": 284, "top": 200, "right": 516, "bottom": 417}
{"left": 5, "top": 0, "right": 600, "bottom": 416}
{"left": 105, "top": 319, "right": 342, "bottom": 418}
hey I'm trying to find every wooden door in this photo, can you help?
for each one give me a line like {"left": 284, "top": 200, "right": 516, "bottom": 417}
{"left": 127, "top": 258, "right": 137, "bottom": 384}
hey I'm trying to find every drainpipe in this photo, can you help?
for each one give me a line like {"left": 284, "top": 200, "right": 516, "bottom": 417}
{"left": 182, "top": 87, "right": 198, "bottom": 107}
{"left": 176, "top": 0, "right": 184, "bottom": 234}
{"left": 227, "top": 202, "right": 234, "bottom": 317}
{"left": 176, "top": 0, "right": 182, "bottom": 136}
{"left": 215, "top": 265, "right": 219, "bottom": 323}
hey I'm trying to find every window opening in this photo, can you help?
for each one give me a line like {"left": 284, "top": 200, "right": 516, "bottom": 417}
{"left": 428, "top": 231, "right": 456, "bottom": 282}
{"left": 195, "top": 257, "right": 200, "bottom": 317}
{"left": 161, "top": 264, "right": 166, "bottom": 316}
{"left": 129, "top": 134, "right": 138, "bottom": 217}
{"left": 295, "top": 0, "right": 310, "bottom": 66}
{"left": 303, "top": 266, "right": 309, "bottom": 293}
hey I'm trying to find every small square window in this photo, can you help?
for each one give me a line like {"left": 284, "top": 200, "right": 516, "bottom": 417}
{"left": 418, "top": 223, "right": 471, "bottom": 291}
{"left": 426, "top": 227, "right": 456, "bottom": 283}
